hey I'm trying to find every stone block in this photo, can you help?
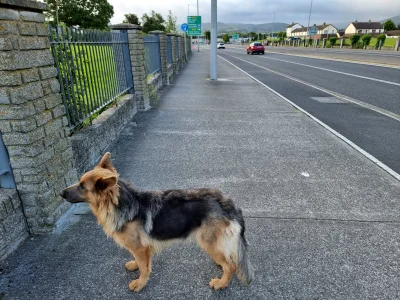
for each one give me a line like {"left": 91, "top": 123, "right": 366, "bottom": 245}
{"left": 20, "top": 68, "right": 39, "bottom": 83}
{"left": 33, "top": 97, "right": 46, "bottom": 113}
{"left": 14, "top": 49, "right": 54, "bottom": 69}
{"left": 39, "top": 66, "right": 57, "bottom": 80}
{"left": 0, "top": 71, "right": 21, "bottom": 86}
{"left": 51, "top": 104, "right": 66, "bottom": 119}
{"left": 18, "top": 36, "right": 49, "bottom": 50}
{"left": 36, "top": 23, "right": 49, "bottom": 36}
{"left": 18, "top": 21, "right": 36, "bottom": 36}
{"left": 0, "top": 87, "right": 10, "bottom": 104}
{"left": 24, "top": 207, "right": 37, "bottom": 218}
{"left": 48, "top": 78, "right": 60, "bottom": 93}
{"left": 9, "top": 81, "right": 43, "bottom": 104}
{"left": 0, "top": 52, "right": 13, "bottom": 71}
{"left": 34, "top": 110, "right": 53, "bottom": 127}
{"left": 0, "top": 20, "right": 19, "bottom": 35}
{"left": 19, "top": 12, "right": 45, "bottom": 23}
{"left": 0, "top": 102, "right": 36, "bottom": 119}
{"left": 2, "top": 126, "right": 45, "bottom": 145}
{"left": 11, "top": 117, "right": 36, "bottom": 132}
{"left": 43, "top": 94, "right": 62, "bottom": 109}
{"left": 8, "top": 140, "right": 44, "bottom": 157}
{"left": 44, "top": 118, "right": 63, "bottom": 136}
{"left": 0, "top": 8, "right": 20, "bottom": 20}
{"left": 0, "top": 37, "right": 13, "bottom": 50}
{"left": 0, "top": 120, "right": 11, "bottom": 132}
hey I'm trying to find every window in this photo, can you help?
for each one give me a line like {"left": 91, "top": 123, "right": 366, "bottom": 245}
{"left": 358, "top": 30, "right": 362, "bottom": 33}
{"left": 372, "top": 30, "right": 376, "bottom": 33}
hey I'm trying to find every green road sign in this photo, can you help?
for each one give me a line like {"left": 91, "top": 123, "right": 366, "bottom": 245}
{"left": 232, "top": 34, "right": 239, "bottom": 40}
{"left": 187, "top": 16, "right": 202, "bottom": 36}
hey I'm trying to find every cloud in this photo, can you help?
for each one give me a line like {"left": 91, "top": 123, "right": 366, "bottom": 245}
{"left": 109, "top": 0, "right": 400, "bottom": 28}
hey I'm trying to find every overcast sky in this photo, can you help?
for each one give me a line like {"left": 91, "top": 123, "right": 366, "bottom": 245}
{"left": 109, "top": 0, "right": 400, "bottom": 29}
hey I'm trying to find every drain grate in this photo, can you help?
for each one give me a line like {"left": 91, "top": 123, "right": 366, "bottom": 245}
{"left": 311, "top": 97, "right": 345, "bottom": 104}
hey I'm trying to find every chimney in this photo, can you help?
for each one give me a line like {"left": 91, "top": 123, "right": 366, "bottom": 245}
{"left": 323, "top": 22, "right": 326, "bottom": 25}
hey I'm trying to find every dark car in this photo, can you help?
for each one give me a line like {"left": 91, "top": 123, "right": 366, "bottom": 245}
{"left": 247, "top": 42, "right": 265, "bottom": 55}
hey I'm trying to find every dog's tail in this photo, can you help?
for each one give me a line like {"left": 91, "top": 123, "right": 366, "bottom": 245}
{"left": 227, "top": 209, "right": 254, "bottom": 285}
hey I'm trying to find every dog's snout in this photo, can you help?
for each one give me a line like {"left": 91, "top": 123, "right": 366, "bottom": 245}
{"left": 60, "top": 190, "right": 66, "bottom": 198}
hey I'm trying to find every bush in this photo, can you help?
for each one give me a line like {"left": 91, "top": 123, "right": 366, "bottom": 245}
{"left": 350, "top": 34, "right": 361, "bottom": 47}
{"left": 375, "top": 34, "right": 386, "bottom": 48}
{"left": 308, "top": 38, "right": 313, "bottom": 46}
{"left": 361, "top": 34, "right": 372, "bottom": 48}
{"left": 329, "top": 36, "right": 337, "bottom": 47}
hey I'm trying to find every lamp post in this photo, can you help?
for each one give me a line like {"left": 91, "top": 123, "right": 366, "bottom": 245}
{"left": 210, "top": 0, "right": 217, "bottom": 80}
{"left": 197, "top": 0, "right": 200, "bottom": 52}
{"left": 306, "top": 0, "right": 313, "bottom": 40}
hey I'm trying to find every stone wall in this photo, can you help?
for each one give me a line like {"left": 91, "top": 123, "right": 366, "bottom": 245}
{"left": 0, "top": 0, "right": 77, "bottom": 236}
{"left": 0, "top": 188, "right": 28, "bottom": 261}
{"left": 70, "top": 94, "right": 136, "bottom": 175}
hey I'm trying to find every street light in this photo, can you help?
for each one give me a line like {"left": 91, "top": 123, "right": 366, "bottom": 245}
{"left": 306, "top": 0, "right": 313, "bottom": 40}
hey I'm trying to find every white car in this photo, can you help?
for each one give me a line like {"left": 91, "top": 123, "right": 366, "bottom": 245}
{"left": 217, "top": 43, "right": 225, "bottom": 49}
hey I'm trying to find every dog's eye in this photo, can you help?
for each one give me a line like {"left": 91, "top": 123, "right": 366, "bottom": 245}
{"left": 78, "top": 184, "right": 86, "bottom": 191}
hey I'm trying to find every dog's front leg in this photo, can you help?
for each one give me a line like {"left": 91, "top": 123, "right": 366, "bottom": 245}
{"left": 127, "top": 246, "right": 152, "bottom": 292}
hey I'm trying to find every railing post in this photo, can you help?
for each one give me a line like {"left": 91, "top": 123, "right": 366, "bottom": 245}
{"left": 149, "top": 31, "right": 168, "bottom": 87}
{"left": 395, "top": 38, "right": 400, "bottom": 51}
{"left": 123, "top": 24, "right": 150, "bottom": 111}
{"left": 340, "top": 38, "right": 344, "bottom": 48}
{"left": 0, "top": 0, "right": 77, "bottom": 235}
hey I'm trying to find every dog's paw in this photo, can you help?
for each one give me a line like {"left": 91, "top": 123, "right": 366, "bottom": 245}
{"left": 129, "top": 279, "right": 146, "bottom": 292}
{"left": 125, "top": 260, "right": 139, "bottom": 271}
{"left": 209, "top": 278, "right": 228, "bottom": 290}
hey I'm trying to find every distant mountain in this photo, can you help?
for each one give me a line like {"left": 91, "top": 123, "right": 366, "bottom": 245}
{"left": 380, "top": 15, "right": 400, "bottom": 25}
{"left": 201, "top": 22, "right": 289, "bottom": 34}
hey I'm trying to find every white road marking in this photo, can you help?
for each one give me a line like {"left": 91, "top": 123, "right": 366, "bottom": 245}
{"left": 226, "top": 48, "right": 400, "bottom": 86}
{"left": 221, "top": 54, "right": 400, "bottom": 122}
{"left": 301, "top": 172, "right": 310, "bottom": 177}
{"left": 218, "top": 54, "right": 400, "bottom": 182}
{"left": 226, "top": 46, "right": 400, "bottom": 69}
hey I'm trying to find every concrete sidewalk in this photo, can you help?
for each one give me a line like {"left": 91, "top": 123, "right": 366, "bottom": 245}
{"left": 1, "top": 50, "right": 400, "bottom": 300}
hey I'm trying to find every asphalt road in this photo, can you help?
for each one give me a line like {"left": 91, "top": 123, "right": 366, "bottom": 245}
{"left": 258, "top": 46, "right": 400, "bottom": 67}
{"left": 217, "top": 46, "right": 400, "bottom": 174}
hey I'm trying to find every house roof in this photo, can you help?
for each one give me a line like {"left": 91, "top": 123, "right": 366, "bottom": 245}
{"left": 286, "top": 23, "right": 303, "bottom": 28}
{"left": 350, "top": 22, "right": 383, "bottom": 30}
{"left": 291, "top": 24, "right": 338, "bottom": 33}
{"left": 292, "top": 27, "right": 307, "bottom": 33}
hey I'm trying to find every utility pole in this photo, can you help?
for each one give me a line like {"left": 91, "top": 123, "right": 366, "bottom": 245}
{"left": 210, "top": 0, "right": 217, "bottom": 80}
{"left": 306, "top": 0, "right": 313, "bottom": 40}
{"left": 272, "top": 12, "right": 275, "bottom": 45}
{"left": 197, "top": 0, "right": 200, "bottom": 52}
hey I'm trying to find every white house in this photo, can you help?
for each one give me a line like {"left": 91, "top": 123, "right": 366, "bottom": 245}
{"left": 286, "top": 23, "right": 303, "bottom": 37}
{"left": 345, "top": 21, "right": 384, "bottom": 35}
{"left": 289, "top": 23, "right": 338, "bottom": 39}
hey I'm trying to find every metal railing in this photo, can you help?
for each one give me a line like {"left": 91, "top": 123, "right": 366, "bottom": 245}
{"left": 166, "top": 35, "right": 173, "bottom": 64}
{"left": 49, "top": 25, "right": 133, "bottom": 131}
{"left": 143, "top": 35, "right": 161, "bottom": 76}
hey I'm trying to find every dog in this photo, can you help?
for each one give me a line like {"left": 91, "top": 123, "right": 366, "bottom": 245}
{"left": 60, "top": 152, "right": 254, "bottom": 292}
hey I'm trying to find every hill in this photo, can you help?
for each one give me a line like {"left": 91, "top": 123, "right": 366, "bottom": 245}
{"left": 380, "top": 15, "right": 400, "bottom": 26}
{"left": 201, "top": 22, "right": 289, "bottom": 34}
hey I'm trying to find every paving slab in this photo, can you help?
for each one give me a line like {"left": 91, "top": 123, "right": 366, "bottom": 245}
{"left": 1, "top": 50, "right": 399, "bottom": 300}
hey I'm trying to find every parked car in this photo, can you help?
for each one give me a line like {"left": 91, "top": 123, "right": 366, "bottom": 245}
{"left": 217, "top": 43, "right": 225, "bottom": 49}
{"left": 247, "top": 42, "right": 264, "bottom": 55}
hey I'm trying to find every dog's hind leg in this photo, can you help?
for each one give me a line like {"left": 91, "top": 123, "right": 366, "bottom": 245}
{"left": 126, "top": 246, "right": 153, "bottom": 292}
{"left": 198, "top": 222, "right": 236, "bottom": 290}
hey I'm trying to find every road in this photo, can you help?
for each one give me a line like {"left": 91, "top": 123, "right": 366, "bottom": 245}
{"left": 216, "top": 46, "right": 400, "bottom": 175}
{"left": 258, "top": 46, "right": 400, "bottom": 67}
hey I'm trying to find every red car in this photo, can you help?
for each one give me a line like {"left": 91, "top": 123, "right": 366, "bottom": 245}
{"left": 247, "top": 42, "right": 265, "bottom": 55}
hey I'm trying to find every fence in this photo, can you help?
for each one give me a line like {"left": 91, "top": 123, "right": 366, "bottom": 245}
{"left": 166, "top": 35, "right": 173, "bottom": 64}
{"left": 176, "top": 37, "right": 179, "bottom": 58}
{"left": 49, "top": 25, "right": 133, "bottom": 131}
{"left": 144, "top": 35, "right": 162, "bottom": 75}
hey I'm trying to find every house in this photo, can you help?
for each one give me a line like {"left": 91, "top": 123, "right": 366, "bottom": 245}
{"left": 290, "top": 23, "right": 338, "bottom": 39}
{"left": 286, "top": 22, "right": 303, "bottom": 37}
{"left": 345, "top": 21, "right": 384, "bottom": 35}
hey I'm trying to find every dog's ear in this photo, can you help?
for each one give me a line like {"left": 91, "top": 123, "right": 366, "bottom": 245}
{"left": 95, "top": 176, "right": 117, "bottom": 192}
{"left": 98, "top": 152, "right": 115, "bottom": 172}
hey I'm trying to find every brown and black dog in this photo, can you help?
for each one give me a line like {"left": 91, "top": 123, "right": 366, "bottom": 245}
{"left": 60, "top": 152, "right": 254, "bottom": 292}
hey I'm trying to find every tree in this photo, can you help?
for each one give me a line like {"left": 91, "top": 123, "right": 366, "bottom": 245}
{"left": 222, "top": 34, "right": 229, "bottom": 43}
{"left": 329, "top": 36, "right": 337, "bottom": 47}
{"left": 165, "top": 10, "right": 177, "bottom": 33}
{"left": 46, "top": 0, "right": 114, "bottom": 29}
{"left": 361, "top": 34, "right": 372, "bottom": 48}
{"left": 141, "top": 10, "right": 166, "bottom": 33}
{"left": 375, "top": 34, "right": 386, "bottom": 48}
{"left": 350, "top": 34, "right": 361, "bottom": 47}
{"left": 123, "top": 13, "right": 140, "bottom": 25}
{"left": 277, "top": 31, "right": 286, "bottom": 41}
{"left": 383, "top": 19, "right": 397, "bottom": 32}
